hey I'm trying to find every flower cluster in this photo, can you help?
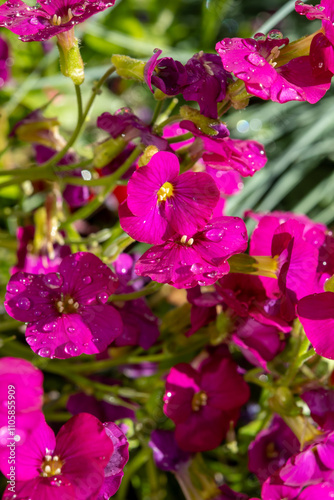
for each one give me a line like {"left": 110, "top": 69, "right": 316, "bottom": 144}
{"left": 2, "top": 0, "right": 334, "bottom": 499}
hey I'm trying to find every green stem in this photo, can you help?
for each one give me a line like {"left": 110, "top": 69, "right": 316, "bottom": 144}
{"left": 151, "top": 100, "right": 164, "bottom": 125}
{"left": 116, "top": 448, "right": 150, "bottom": 500}
{"left": 167, "top": 132, "right": 193, "bottom": 144}
{"left": 43, "top": 412, "right": 72, "bottom": 422}
{"left": 40, "top": 66, "right": 116, "bottom": 172}
{"left": 109, "top": 282, "right": 163, "bottom": 302}
{"left": 155, "top": 114, "right": 181, "bottom": 134}
{"left": 62, "top": 144, "right": 142, "bottom": 225}
{"left": 0, "top": 319, "right": 24, "bottom": 332}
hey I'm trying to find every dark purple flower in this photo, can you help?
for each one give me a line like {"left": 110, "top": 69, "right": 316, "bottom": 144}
{"left": 144, "top": 49, "right": 188, "bottom": 95}
{"left": 119, "top": 151, "right": 220, "bottom": 244}
{"left": 35, "top": 144, "right": 91, "bottom": 209}
{"left": 216, "top": 33, "right": 333, "bottom": 104}
{"left": 112, "top": 253, "right": 160, "bottom": 350}
{"left": 97, "top": 109, "right": 169, "bottom": 151}
{"left": 182, "top": 52, "right": 231, "bottom": 118}
{"left": 149, "top": 430, "right": 191, "bottom": 471}
{"left": 0, "top": 0, "right": 116, "bottom": 42}
{"left": 12, "top": 226, "right": 71, "bottom": 275}
{"left": 248, "top": 416, "right": 300, "bottom": 483}
{"left": 67, "top": 390, "right": 135, "bottom": 422}
{"left": 134, "top": 216, "right": 248, "bottom": 289}
{"left": 302, "top": 389, "right": 334, "bottom": 431}
{"left": 0, "top": 36, "right": 10, "bottom": 87}
{"left": 202, "top": 137, "right": 267, "bottom": 177}
{"left": 5, "top": 252, "right": 123, "bottom": 359}
{"left": 145, "top": 50, "right": 231, "bottom": 118}
{"left": 0, "top": 413, "right": 115, "bottom": 500}
{"left": 0, "top": 358, "right": 44, "bottom": 448}
{"left": 163, "top": 352, "right": 250, "bottom": 452}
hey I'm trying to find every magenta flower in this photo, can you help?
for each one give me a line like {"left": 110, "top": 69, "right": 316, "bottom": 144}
{"left": 297, "top": 291, "right": 334, "bottom": 359}
{"left": 0, "top": 413, "right": 122, "bottom": 500}
{"left": 201, "top": 137, "right": 267, "bottom": 177}
{"left": 119, "top": 151, "right": 220, "bottom": 245}
{"left": 134, "top": 216, "right": 248, "bottom": 289}
{"left": 97, "top": 422, "right": 129, "bottom": 499}
{"left": 296, "top": 0, "right": 334, "bottom": 74}
{"left": 216, "top": 33, "right": 333, "bottom": 104}
{"left": 164, "top": 355, "right": 249, "bottom": 452}
{"left": 5, "top": 252, "right": 123, "bottom": 359}
{"left": 163, "top": 352, "right": 250, "bottom": 452}
{"left": 0, "top": 36, "right": 10, "bottom": 88}
{"left": 0, "top": 0, "right": 116, "bottom": 42}
{"left": 0, "top": 358, "right": 44, "bottom": 448}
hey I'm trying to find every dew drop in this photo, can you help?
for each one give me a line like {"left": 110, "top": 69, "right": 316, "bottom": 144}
{"left": 82, "top": 276, "right": 92, "bottom": 284}
{"left": 29, "top": 17, "right": 39, "bottom": 25}
{"left": 64, "top": 342, "right": 79, "bottom": 355}
{"left": 97, "top": 291, "right": 108, "bottom": 304}
{"left": 71, "top": 6, "right": 85, "bottom": 15}
{"left": 268, "top": 29, "right": 284, "bottom": 40}
{"left": 38, "top": 347, "right": 51, "bottom": 357}
{"left": 246, "top": 53, "right": 266, "bottom": 67}
{"left": 17, "top": 297, "right": 31, "bottom": 311}
{"left": 43, "top": 273, "right": 63, "bottom": 289}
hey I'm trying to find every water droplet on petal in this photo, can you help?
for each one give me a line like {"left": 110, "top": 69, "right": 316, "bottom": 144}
{"left": 268, "top": 29, "right": 284, "bottom": 40}
{"left": 38, "top": 347, "right": 51, "bottom": 357}
{"left": 97, "top": 291, "right": 108, "bottom": 304}
{"left": 253, "top": 32, "right": 266, "bottom": 41}
{"left": 247, "top": 53, "right": 266, "bottom": 67}
{"left": 82, "top": 275, "right": 92, "bottom": 284}
{"left": 29, "top": 17, "right": 39, "bottom": 25}
{"left": 64, "top": 342, "right": 79, "bottom": 356}
{"left": 43, "top": 273, "right": 63, "bottom": 289}
{"left": 72, "top": 5, "right": 85, "bottom": 15}
{"left": 17, "top": 297, "right": 31, "bottom": 310}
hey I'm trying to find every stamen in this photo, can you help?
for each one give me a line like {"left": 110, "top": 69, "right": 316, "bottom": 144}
{"left": 73, "top": 302, "right": 79, "bottom": 310}
{"left": 52, "top": 14, "right": 58, "bottom": 25}
{"left": 57, "top": 16, "right": 61, "bottom": 26}
{"left": 192, "top": 391, "right": 208, "bottom": 411}
{"left": 67, "top": 8, "right": 73, "bottom": 21}
{"left": 157, "top": 182, "right": 174, "bottom": 202}
{"left": 187, "top": 238, "right": 194, "bottom": 246}
{"left": 44, "top": 465, "right": 51, "bottom": 473}
{"left": 180, "top": 235, "right": 187, "bottom": 244}
{"left": 68, "top": 298, "right": 74, "bottom": 305}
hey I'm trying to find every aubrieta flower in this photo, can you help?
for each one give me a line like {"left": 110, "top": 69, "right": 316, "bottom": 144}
{"left": 0, "top": 36, "right": 10, "bottom": 88}
{"left": 248, "top": 416, "right": 300, "bottom": 483}
{"left": 97, "top": 109, "right": 169, "bottom": 153}
{"left": 119, "top": 151, "right": 220, "bottom": 245}
{"left": 216, "top": 31, "right": 333, "bottom": 104}
{"left": 5, "top": 252, "right": 123, "bottom": 359}
{"left": 145, "top": 49, "right": 231, "bottom": 118}
{"left": 163, "top": 352, "right": 250, "bottom": 452}
{"left": 296, "top": 0, "right": 334, "bottom": 74}
{"left": 301, "top": 388, "right": 334, "bottom": 431}
{"left": 201, "top": 137, "right": 267, "bottom": 177}
{"left": 149, "top": 430, "right": 191, "bottom": 472}
{"left": 0, "top": 0, "right": 116, "bottom": 42}
{"left": 134, "top": 216, "right": 248, "bottom": 289}
{"left": 297, "top": 291, "right": 334, "bottom": 359}
{"left": 0, "top": 413, "right": 128, "bottom": 500}
{"left": 0, "top": 358, "right": 44, "bottom": 447}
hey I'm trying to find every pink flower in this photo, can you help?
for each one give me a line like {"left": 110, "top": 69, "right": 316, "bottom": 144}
{"left": 297, "top": 291, "right": 334, "bottom": 359}
{"left": 216, "top": 33, "right": 332, "bottom": 103}
{"left": 0, "top": 358, "right": 44, "bottom": 448}
{"left": 0, "top": 413, "right": 128, "bottom": 500}
{"left": 163, "top": 352, "right": 250, "bottom": 452}
{"left": 5, "top": 252, "right": 123, "bottom": 359}
{"left": 134, "top": 216, "right": 248, "bottom": 289}
{"left": 0, "top": 0, "right": 116, "bottom": 42}
{"left": 201, "top": 137, "right": 267, "bottom": 177}
{"left": 119, "top": 151, "right": 220, "bottom": 245}
{"left": 0, "top": 36, "right": 10, "bottom": 87}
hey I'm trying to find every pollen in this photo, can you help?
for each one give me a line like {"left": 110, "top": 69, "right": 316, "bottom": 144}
{"left": 157, "top": 182, "right": 174, "bottom": 202}
{"left": 180, "top": 235, "right": 194, "bottom": 246}
{"left": 56, "top": 296, "right": 80, "bottom": 314}
{"left": 41, "top": 455, "right": 64, "bottom": 477}
{"left": 191, "top": 390, "right": 208, "bottom": 411}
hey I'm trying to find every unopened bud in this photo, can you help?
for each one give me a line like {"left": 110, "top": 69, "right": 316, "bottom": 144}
{"left": 111, "top": 55, "right": 145, "bottom": 81}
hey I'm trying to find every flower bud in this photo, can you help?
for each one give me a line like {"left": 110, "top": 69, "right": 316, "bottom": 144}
{"left": 111, "top": 55, "right": 145, "bottom": 81}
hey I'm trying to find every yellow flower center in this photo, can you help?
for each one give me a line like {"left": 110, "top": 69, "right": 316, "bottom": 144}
{"left": 56, "top": 295, "right": 79, "bottom": 314}
{"left": 157, "top": 182, "right": 174, "bottom": 202}
{"left": 40, "top": 455, "right": 64, "bottom": 477}
{"left": 191, "top": 390, "right": 208, "bottom": 411}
